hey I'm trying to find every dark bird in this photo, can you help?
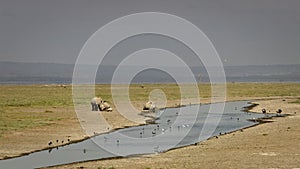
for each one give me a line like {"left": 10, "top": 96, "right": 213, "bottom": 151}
{"left": 56, "top": 140, "right": 59, "bottom": 143}
{"left": 152, "top": 129, "right": 156, "bottom": 135}
{"left": 48, "top": 141, "right": 53, "bottom": 146}
{"left": 61, "top": 140, "right": 64, "bottom": 144}
{"left": 276, "top": 109, "right": 282, "bottom": 114}
{"left": 262, "top": 108, "right": 266, "bottom": 114}
{"left": 67, "top": 138, "right": 70, "bottom": 142}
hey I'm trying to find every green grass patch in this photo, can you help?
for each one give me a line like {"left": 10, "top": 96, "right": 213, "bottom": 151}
{"left": 0, "top": 83, "right": 299, "bottom": 136}
{"left": 97, "top": 167, "right": 116, "bottom": 169}
{"left": 0, "top": 105, "right": 70, "bottom": 136}
{"left": 1, "top": 83, "right": 298, "bottom": 107}
{"left": 226, "top": 83, "right": 300, "bottom": 97}
{"left": 0, "top": 85, "right": 73, "bottom": 107}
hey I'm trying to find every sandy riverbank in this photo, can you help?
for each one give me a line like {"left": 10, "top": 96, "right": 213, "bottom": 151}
{"left": 46, "top": 97, "right": 300, "bottom": 169}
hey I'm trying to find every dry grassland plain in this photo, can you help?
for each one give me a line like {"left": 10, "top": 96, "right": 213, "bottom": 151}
{"left": 0, "top": 83, "right": 299, "bottom": 168}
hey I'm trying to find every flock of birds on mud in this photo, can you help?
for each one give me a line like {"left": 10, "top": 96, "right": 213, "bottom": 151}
{"left": 47, "top": 106, "right": 286, "bottom": 154}
{"left": 48, "top": 138, "right": 71, "bottom": 146}
{"left": 47, "top": 137, "right": 72, "bottom": 153}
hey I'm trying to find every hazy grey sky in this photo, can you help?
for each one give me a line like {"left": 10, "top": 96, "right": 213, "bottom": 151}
{"left": 1, "top": 0, "right": 299, "bottom": 66}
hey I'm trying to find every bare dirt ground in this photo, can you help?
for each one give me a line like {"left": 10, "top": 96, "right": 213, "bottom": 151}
{"left": 1, "top": 97, "right": 300, "bottom": 169}
{"left": 0, "top": 106, "right": 85, "bottom": 159}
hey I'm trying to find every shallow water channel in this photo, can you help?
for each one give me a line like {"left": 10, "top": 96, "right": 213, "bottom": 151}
{"left": 0, "top": 101, "right": 270, "bottom": 169}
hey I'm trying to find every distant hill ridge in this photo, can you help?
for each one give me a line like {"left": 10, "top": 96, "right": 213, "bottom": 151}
{"left": 0, "top": 62, "right": 299, "bottom": 84}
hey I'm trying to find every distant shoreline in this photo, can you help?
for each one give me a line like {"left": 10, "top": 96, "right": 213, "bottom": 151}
{"left": 1, "top": 81, "right": 300, "bottom": 85}
{"left": 1, "top": 62, "right": 299, "bottom": 84}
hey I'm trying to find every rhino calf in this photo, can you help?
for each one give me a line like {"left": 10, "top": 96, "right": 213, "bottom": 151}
{"left": 99, "top": 101, "right": 112, "bottom": 111}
